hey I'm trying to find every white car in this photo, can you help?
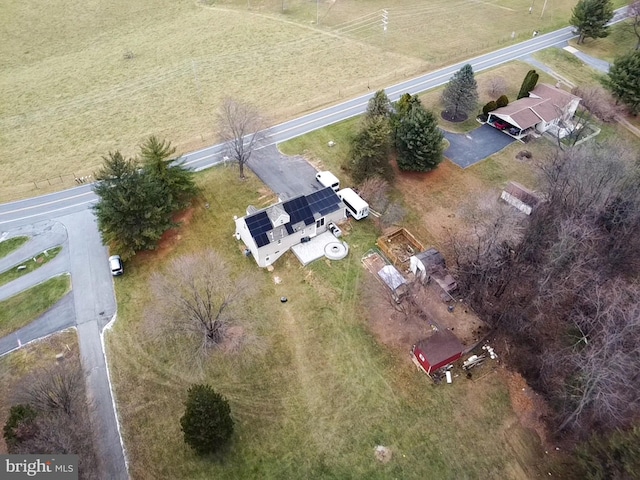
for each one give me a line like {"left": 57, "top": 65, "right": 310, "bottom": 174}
{"left": 109, "top": 255, "right": 124, "bottom": 276}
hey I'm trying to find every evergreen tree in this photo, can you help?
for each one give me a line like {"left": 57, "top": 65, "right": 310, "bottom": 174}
{"left": 517, "top": 69, "right": 539, "bottom": 99}
{"left": 93, "top": 151, "right": 174, "bottom": 259}
{"left": 366, "top": 90, "right": 392, "bottom": 119}
{"left": 348, "top": 116, "right": 393, "bottom": 184}
{"left": 570, "top": 0, "right": 614, "bottom": 44}
{"left": 3, "top": 405, "right": 38, "bottom": 452}
{"left": 482, "top": 100, "right": 498, "bottom": 115}
{"left": 140, "top": 136, "right": 198, "bottom": 210}
{"left": 605, "top": 50, "right": 640, "bottom": 114}
{"left": 441, "top": 64, "right": 479, "bottom": 120}
{"left": 496, "top": 95, "right": 509, "bottom": 108}
{"left": 180, "top": 384, "right": 234, "bottom": 456}
{"left": 394, "top": 96, "right": 444, "bottom": 172}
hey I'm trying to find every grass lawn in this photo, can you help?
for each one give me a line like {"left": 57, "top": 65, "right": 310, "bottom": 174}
{"left": 0, "top": 330, "right": 80, "bottom": 453}
{"left": 0, "top": 237, "right": 28, "bottom": 259}
{"left": 0, "top": 274, "right": 71, "bottom": 338}
{"left": 1, "top": 0, "right": 595, "bottom": 201}
{"left": 0, "top": 246, "right": 62, "bottom": 287}
{"left": 107, "top": 164, "right": 547, "bottom": 479}
{"left": 533, "top": 47, "right": 607, "bottom": 87}
{"left": 568, "top": 21, "right": 640, "bottom": 63}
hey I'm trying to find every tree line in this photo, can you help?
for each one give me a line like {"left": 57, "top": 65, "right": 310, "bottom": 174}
{"left": 448, "top": 139, "right": 640, "bottom": 475}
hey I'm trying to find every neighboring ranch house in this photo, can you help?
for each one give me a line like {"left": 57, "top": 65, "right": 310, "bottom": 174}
{"left": 411, "top": 330, "right": 464, "bottom": 376}
{"left": 487, "top": 83, "right": 581, "bottom": 140}
{"left": 235, "top": 187, "right": 346, "bottom": 268}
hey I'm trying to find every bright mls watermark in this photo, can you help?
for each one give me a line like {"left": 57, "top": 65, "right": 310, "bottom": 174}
{"left": 1, "top": 455, "right": 78, "bottom": 479}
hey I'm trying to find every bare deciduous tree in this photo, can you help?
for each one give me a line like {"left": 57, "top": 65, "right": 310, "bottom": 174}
{"left": 216, "top": 98, "right": 265, "bottom": 179}
{"left": 572, "top": 85, "right": 621, "bottom": 122}
{"left": 380, "top": 202, "right": 406, "bottom": 229}
{"left": 486, "top": 76, "right": 507, "bottom": 97}
{"left": 448, "top": 140, "right": 640, "bottom": 440}
{"left": 358, "top": 176, "right": 389, "bottom": 213}
{"left": 16, "top": 363, "right": 84, "bottom": 416}
{"left": 11, "top": 360, "right": 99, "bottom": 480}
{"left": 147, "top": 250, "right": 254, "bottom": 354}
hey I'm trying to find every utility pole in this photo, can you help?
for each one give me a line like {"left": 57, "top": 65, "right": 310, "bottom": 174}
{"left": 382, "top": 9, "right": 388, "bottom": 33}
{"left": 540, "top": 0, "right": 548, "bottom": 18}
{"left": 316, "top": 0, "right": 319, "bottom": 25}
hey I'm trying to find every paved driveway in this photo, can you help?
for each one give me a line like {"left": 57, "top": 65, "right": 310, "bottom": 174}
{"left": 248, "top": 144, "right": 321, "bottom": 199}
{"left": 443, "top": 124, "right": 516, "bottom": 168}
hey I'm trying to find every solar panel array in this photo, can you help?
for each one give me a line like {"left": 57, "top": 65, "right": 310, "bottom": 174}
{"left": 245, "top": 211, "right": 272, "bottom": 248}
{"left": 283, "top": 196, "right": 315, "bottom": 228}
{"left": 307, "top": 187, "right": 342, "bottom": 216}
{"left": 244, "top": 188, "right": 342, "bottom": 248}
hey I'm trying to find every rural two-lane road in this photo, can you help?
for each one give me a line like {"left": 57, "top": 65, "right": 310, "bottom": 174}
{"left": 0, "top": 8, "right": 629, "bottom": 228}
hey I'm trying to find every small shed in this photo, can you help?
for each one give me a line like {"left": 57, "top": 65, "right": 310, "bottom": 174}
{"left": 410, "top": 248, "right": 457, "bottom": 293}
{"left": 411, "top": 331, "right": 464, "bottom": 375}
{"left": 378, "top": 265, "right": 406, "bottom": 291}
{"left": 410, "top": 248, "right": 445, "bottom": 278}
{"left": 500, "top": 181, "right": 540, "bottom": 215}
{"left": 377, "top": 264, "right": 409, "bottom": 302}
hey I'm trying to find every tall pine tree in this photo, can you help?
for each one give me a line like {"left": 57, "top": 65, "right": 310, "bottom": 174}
{"left": 606, "top": 50, "right": 640, "bottom": 114}
{"left": 441, "top": 64, "right": 479, "bottom": 121}
{"left": 94, "top": 154, "right": 174, "bottom": 259}
{"left": 394, "top": 95, "right": 444, "bottom": 172}
{"left": 517, "top": 70, "right": 539, "bottom": 99}
{"left": 366, "top": 90, "right": 393, "bottom": 119}
{"left": 348, "top": 116, "right": 393, "bottom": 184}
{"left": 570, "top": 0, "right": 614, "bottom": 44}
{"left": 140, "top": 136, "right": 198, "bottom": 210}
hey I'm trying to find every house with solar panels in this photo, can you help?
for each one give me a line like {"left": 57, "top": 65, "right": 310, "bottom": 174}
{"left": 234, "top": 187, "right": 347, "bottom": 268}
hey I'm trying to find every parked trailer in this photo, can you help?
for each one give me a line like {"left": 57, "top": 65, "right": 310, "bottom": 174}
{"left": 337, "top": 188, "right": 369, "bottom": 220}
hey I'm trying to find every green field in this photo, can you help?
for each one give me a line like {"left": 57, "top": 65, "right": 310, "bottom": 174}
{"left": 1, "top": 0, "right": 593, "bottom": 201}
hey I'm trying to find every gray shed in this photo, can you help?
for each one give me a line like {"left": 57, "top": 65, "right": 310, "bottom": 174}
{"left": 410, "top": 248, "right": 457, "bottom": 293}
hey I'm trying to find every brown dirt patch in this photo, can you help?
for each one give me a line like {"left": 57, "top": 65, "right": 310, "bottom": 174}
{"left": 393, "top": 160, "right": 491, "bottom": 251}
{"left": 502, "top": 367, "right": 552, "bottom": 449}
{"left": 364, "top": 270, "right": 487, "bottom": 362}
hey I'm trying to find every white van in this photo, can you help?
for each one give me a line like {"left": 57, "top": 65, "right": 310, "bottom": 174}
{"left": 337, "top": 188, "right": 369, "bottom": 220}
{"left": 315, "top": 171, "right": 340, "bottom": 192}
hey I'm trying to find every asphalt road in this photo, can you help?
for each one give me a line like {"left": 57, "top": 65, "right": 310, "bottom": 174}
{"left": 0, "top": 6, "right": 629, "bottom": 228}
{"left": 0, "top": 212, "right": 123, "bottom": 479}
